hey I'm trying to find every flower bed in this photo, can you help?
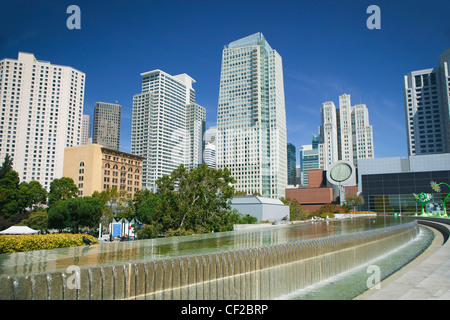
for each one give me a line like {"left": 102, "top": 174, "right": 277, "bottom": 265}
{"left": 0, "top": 233, "right": 98, "bottom": 253}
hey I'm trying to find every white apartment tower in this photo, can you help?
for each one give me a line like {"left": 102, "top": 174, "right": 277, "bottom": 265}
{"left": 318, "top": 101, "right": 339, "bottom": 170}
{"left": 186, "top": 103, "right": 206, "bottom": 169}
{"left": 403, "top": 48, "right": 450, "bottom": 156}
{"left": 0, "top": 52, "right": 85, "bottom": 190}
{"left": 131, "top": 70, "right": 205, "bottom": 191}
{"left": 216, "top": 33, "right": 287, "bottom": 199}
{"left": 319, "top": 93, "right": 373, "bottom": 169}
{"left": 81, "top": 114, "right": 92, "bottom": 145}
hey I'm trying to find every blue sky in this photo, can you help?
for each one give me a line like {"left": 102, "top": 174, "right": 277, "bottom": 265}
{"left": 1, "top": 0, "right": 449, "bottom": 162}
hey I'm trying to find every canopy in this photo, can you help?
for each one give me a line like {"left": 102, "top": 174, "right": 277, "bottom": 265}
{"left": 0, "top": 226, "right": 39, "bottom": 235}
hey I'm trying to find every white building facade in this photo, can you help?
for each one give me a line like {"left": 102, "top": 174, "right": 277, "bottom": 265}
{"left": 0, "top": 52, "right": 85, "bottom": 190}
{"left": 81, "top": 114, "right": 92, "bottom": 145}
{"left": 186, "top": 103, "right": 206, "bottom": 169}
{"left": 204, "top": 126, "right": 217, "bottom": 169}
{"left": 216, "top": 33, "right": 287, "bottom": 199}
{"left": 131, "top": 70, "right": 204, "bottom": 191}
{"left": 403, "top": 49, "right": 450, "bottom": 156}
{"left": 319, "top": 93, "right": 373, "bottom": 170}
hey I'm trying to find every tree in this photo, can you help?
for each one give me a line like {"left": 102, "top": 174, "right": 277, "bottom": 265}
{"left": 47, "top": 197, "right": 102, "bottom": 233}
{"left": 18, "top": 181, "right": 47, "bottom": 211}
{"left": 92, "top": 187, "right": 131, "bottom": 230}
{"left": 136, "top": 164, "right": 238, "bottom": 236}
{"left": 48, "top": 177, "right": 78, "bottom": 206}
{"left": 280, "top": 197, "right": 309, "bottom": 221}
{"left": 0, "top": 154, "right": 13, "bottom": 179}
{"left": 345, "top": 195, "right": 365, "bottom": 212}
{"left": 18, "top": 210, "right": 48, "bottom": 232}
{"left": 0, "top": 170, "right": 20, "bottom": 220}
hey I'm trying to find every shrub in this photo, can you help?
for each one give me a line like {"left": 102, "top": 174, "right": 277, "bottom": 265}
{"left": 0, "top": 233, "right": 98, "bottom": 253}
{"left": 136, "top": 224, "right": 161, "bottom": 239}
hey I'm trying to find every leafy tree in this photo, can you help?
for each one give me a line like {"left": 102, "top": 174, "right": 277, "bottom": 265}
{"left": 18, "top": 181, "right": 47, "bottom": 211}
{"left": 345, "top": 195, "right": 365, "bottom": 212}
{"left": 92, "top": 187, "right": 131, "bottom": 229}
{"left": 0, "top": 154, "right": 13, "bottom": 179}
{"left": 280, "top": 197, "right": 309, "bottom": 221}
{"left": 136, "top": 164, "right": 237, "bottom": 236}
{"left": 47, "top": 197, "right": 102, "bottom": 233}
{"left": 18, "top": 210, "right": 48, "bottom": 232}
{"left": 47, "top": 177, "right": 78, "bottom": 206}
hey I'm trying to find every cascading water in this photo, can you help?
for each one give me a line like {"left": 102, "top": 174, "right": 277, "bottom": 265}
{"left": 0, "top": 216, "right": 433, "bottom": 300}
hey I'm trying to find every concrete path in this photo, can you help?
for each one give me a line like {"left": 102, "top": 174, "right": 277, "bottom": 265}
{"left": 356, "top": 220, "right": 450, "bottom": 300}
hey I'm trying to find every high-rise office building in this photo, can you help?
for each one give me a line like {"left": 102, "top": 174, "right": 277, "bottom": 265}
{"left": 92, "top": 102, "right": 121, "bottom": 150}
{"left": 403, "top": 48, "right": 450, "bottom": 156}
{"left": 216, "top": 33, "right": 287, "bottom": 198}
{"left": 131, "top": 69, "right": 204, "bottom": 191}
{"left": 186, "top": 103, "right": 206, "bottom": 169}
{"left": 300, "top": 135, "right": 320, "bottom": 187}
{"left": 81, "top": 114, "right": 91, "bottom": 145}
{"left": 204, "top": 126, "right": 217, "bottom": 169}
{"left": 318, "top": 93, "right": 374, "bottom": 170}
{"left": 0, "top": 52, "right": 85, "bottom": 190}
{"left": 319, "top": 101, "right": 339, "bottom": 170}
{"left": 287, "top": 143, "right": 296, "bottom": 186}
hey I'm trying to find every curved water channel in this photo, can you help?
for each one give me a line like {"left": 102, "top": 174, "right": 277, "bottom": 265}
{"left": 0, "top": 216, "right": 430, "bottom": 281}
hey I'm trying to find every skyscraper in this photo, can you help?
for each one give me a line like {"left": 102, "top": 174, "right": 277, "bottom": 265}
{"left": 318, "top": 93, "right": 374, "bottom": 170}
{"left": 287, "top": 143, "right": 296, "bottom": 186}
{"left": 204, "top": 126, "right": 217, "bottom": 169}
{"left": 300, "top": 135, "right": 320, "bottom": 187}
{"left": 186, "top": 103, "right": 206, "bottom": 169}
{"left": 131, "top": 69, "right": 204, "bottom": 191}
{"left": 0, "top": 52, "right": 85, "bottom": 190}
{"left": 403, "top": 48, "right": 450, "bottom": 156}
{"left": 318, "top": 101, "right": 339, "bottom": 170}
{"left": 81, "top": 114, "right": 92, "bottom": 145}
{"left": 216, "top": 33, "right": 287, "bottom": 198}
{"left": 92, "top": 102, "right": 121, "bottom": 150}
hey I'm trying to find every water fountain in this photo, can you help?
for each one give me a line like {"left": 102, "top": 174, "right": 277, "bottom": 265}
{"left": 0, "top": 216, "right": 431, "bottom": 300}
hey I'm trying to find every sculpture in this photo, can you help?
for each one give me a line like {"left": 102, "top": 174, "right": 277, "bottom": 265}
{"left": 430, "top": 181, "right": 450, "bottom": 216}
{"left": 413, "top": 192, "right": 432, "bottom": 215}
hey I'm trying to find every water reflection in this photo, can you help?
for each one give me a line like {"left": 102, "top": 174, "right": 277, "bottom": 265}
{"left": 0, "top": 216, "right": 412, "bottom": 276}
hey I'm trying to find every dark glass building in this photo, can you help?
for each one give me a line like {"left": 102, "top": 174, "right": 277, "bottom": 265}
{"left": 358, "top": 154, "right": 450, "bottom": 214}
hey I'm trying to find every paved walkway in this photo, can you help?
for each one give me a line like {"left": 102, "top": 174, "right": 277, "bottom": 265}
{"left": 356, "top": 220, "right": 450, "bottom": 300}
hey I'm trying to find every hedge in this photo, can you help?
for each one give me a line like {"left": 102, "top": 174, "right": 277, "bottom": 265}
{"left": 0, "top": 233, "right": 98, "bottom": 253}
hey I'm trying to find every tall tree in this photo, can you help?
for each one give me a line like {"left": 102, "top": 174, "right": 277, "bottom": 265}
{"left": 47, "top": 177, "right": 78, "bottom": 206}
{"left": 47, "top": 196, "right": 102, "bottom": 233}
{"left": 157, "top": 164, "right": 237, "bottom": 232}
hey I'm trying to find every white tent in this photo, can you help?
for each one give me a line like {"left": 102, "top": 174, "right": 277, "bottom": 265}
{"left": 0, "top": 226, "right": 39, "bottom": 235}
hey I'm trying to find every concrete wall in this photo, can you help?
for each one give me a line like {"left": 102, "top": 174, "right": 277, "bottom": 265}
{"left": 0, "top": 221, "right": 419, "bottom": 300}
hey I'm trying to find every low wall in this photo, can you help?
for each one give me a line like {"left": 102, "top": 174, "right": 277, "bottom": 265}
{"left": 0, "top": 220, "right": 419, "bottom": 300}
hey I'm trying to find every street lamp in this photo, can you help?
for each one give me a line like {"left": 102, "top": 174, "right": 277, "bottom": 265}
{"left": 68, "top": 201, "right": 71, "bottom": 233}
{"left": 128, "top": 200, "right": 132, "bottom": 240}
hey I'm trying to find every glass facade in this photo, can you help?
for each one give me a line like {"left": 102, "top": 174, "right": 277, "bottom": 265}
{"left": 216, "top": 33, "right": 287, "bottom": 198}
{"left": 361, "top": 170, "right": 450, "bottom": 213}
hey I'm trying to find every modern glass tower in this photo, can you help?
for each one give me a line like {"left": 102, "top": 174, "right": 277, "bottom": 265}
{"left": 287, "top": 143, "right": 296, "bottom": 185}
{"left": 300, "top": 135, "right": 320, "bottom": 187}
{"left": 216, "top": 33, "right": 287, "bottom": 198}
